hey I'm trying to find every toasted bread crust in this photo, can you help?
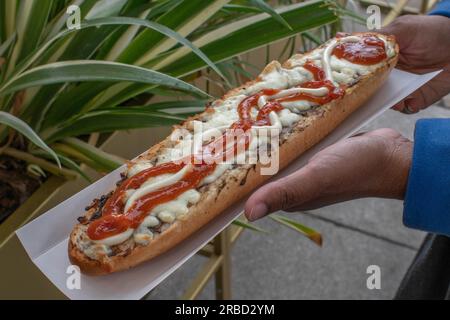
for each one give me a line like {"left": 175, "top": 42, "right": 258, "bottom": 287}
{"left": 69, "top": 34, "right": 399, "bottom": 275}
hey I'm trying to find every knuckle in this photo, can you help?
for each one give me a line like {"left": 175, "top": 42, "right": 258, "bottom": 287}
{"left": 377, "top": 128, "right": 400, "bottom": 137}
{"left": 272, "top": 180, "right": 298, "bottom": 211}
{"left": 306, "top": 161, "right": 334, "bottom": 193}
{"left": 369, "top": 128, "right": 402, "bottom": 140}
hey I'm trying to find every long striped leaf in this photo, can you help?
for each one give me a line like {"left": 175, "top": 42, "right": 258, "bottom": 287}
{"left": 48, "top": 108, "right": 185, "bottom": 141}
{"left": 117, "top": 0, "right": 229, "bottom": 65}
{"left": 270, "top": 214, "right": 322, "bottom": 246}
{"left": 14, "top": 15, "right": 222, "bottom": 126}
{"left": 0, "top": 33, "right": 16, "bottom": 57}
{"left": 247, "top": 0, "right": 292, "bottom": 30}
{"left": 61, "top": 137, "right": 124, "bottom": 172}
{"left": 33, "top": 149, "right": 92, "bottom": 182}
{"left": 232, "top": 219, "right": 268, "bottom": 233}
{"left": 158, "top": 0, "right": 337, "bottom": 74}
{"left": 14, "top": 16, "right": 225, "bottom": 83}
{"left": 120, "top": 100, "right": 209, "bottom": 110}
{"left": 1, "top": 0, "right": 17, "bottom": 46}
{"left": 0, "top": 60, "right": 209, "bottom": 98}
{"left": 0, "top": 111, "right": 60, "bottom": 167}
{"left": 7, "top": 0, "right": 52, "bottom": 72}
{"left": 85, "top": 0, "right": 128, "bottom": 19}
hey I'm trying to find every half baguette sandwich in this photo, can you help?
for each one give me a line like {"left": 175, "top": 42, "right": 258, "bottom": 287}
{"left": 69, "top": 32, "right": 399, "bottom": 275}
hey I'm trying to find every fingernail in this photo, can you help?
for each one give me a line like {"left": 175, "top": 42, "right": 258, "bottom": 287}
{"left": 248, "top": 203, "right": 268, "bottom": 221}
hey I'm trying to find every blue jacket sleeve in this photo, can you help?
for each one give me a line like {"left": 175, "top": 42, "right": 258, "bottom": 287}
{"left": 429, "top": 0, "right": 450, "bottom": 17}
{"left": 403, "top": 119, "right": 450, "bottom": 235}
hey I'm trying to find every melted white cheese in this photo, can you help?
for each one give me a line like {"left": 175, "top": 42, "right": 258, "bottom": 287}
{"left": 133, "top": 225, "right": 153, "bottom": 246}
{"left": 203, "top": 95, "right": 245, "bottom": 130}
{"left": 84, "top": 243, "right": 112, "bottom": 260}
{"left": 127, "top": 160, "right": 153, "bottom": 177}
{"left": 141, "top": 215, "right": 160, "bottom": 227}
{"left": 245, "top": 63, "right": 312, "bottom": 95}
{"left": 278, "top": 109, "right": 301, "bottom": 127}
{"left": 270, "top": 87, "right": 329, "bottom": 99}
{"left": 280, "top": 100, "right": 315, "bottom": 111}
{"left": 201, "top": 163, "right": 231, "bottom": 185}
{"left": 151, "top": 189, "right": 201, "bottom": 221}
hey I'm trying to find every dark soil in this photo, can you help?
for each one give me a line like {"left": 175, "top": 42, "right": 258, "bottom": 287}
{"left": 0, "top": 155, "right": 43, "bottom": 224}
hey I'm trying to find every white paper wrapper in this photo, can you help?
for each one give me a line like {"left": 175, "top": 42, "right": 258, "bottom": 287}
{"left": 16, "top": 69, "right": 440, "bottom": 300}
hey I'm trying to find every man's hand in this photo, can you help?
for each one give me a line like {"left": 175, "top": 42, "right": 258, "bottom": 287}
{"left": 244, "top": 129, "right": 412, "bottom": 221}
{"left": 381, "top": 15, "right": 450, "bottom": 113}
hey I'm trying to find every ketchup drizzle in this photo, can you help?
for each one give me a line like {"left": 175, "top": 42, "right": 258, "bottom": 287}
{"left": 332, "top": 35, "right": 387, "bottom": 65}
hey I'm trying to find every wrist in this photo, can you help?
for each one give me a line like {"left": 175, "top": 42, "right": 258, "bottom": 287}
{"left": 383, "top": 138, "right": 413, "bottom": 199}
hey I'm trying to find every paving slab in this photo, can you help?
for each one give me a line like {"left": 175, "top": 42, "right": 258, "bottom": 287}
{"left": 146, "top": 213, "right": 417, "bottom": 300}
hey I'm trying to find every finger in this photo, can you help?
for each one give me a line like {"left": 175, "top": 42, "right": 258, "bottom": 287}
{"left": 364, "top": 128, "right": 402, "bottom": 139}
{"left": 350, "top": 131, "right": 368, "bottom": 138}
{"left": 392, "top": 103, "right": 404, "bottom": 111}
{"left": 391, "top": 95, "right": 421, "bottom": 114}
{"left": 402, "top": 97, "right": 421, "bottom": 114}
{"left": 245, "top": 166, "right": 320, "bottom": 221}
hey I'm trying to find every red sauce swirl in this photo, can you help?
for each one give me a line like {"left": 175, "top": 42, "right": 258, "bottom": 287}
{"left": 332, "top": 35, "right": 387, "bottom": 65}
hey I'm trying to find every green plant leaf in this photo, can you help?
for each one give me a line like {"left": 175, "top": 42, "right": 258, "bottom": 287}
{"left": 14, "top": 16, "right": 225, "bottom": 82}
{"left": 302, "top": 31, "right": 322, "bottom": 45}
{"left": 0, "top": 111, "right": 60, "bottom": 167}
{"left": 0, "top": 0, "right": 16, "bottom": 41}
{"left": 270, "top": 214, "right": 322, "bottom": 246}
{"left": 232, "top": 219, "right": 268, "bottom": 233}
{"left": 145, "top": 87, "right": 201, "bottom": 98}
{"left": 222, "top": 4, "right": 261, "bottom": 14}
{"left": 158, "top": 0, "right": 337, "bottom": 75}
{"left": 20, "top": 14, "right": 223, "bottom": 128}
{"left": 32, "top": 149, "right": 93, "bottom": 182}
{"left": 93, "top": 16, "right": 228, "bottom": 80}
{"left": 117, "top": 0, "right": 229, "bottom": 65}
{"left": 0, "top": 32, "right": 16, "bottom": 57}
{"left": 49, "top": 108, "right": 185, "bottom": 141}
{"left": 247, "top": 0, "right": 292, "bottom": 30}
{"left": 0, "top": 60, "right": 209, "bottom": 98}
{"left": 85, "top": 0, "right": 128, "bottom": 19}
{"left": 60, "top": 137, "right": 124, "bottom": 172}
{"left": 7, "top": 0, "right": 52, "bottom": 71}
{"left": 26, "top": 163, "right": 47, "bottom": 179}
{"left": 134, "top": 99, "right": 208, "bottom": 110}
{"left": 52, "top": 153, "right": 92, "bottom": 182}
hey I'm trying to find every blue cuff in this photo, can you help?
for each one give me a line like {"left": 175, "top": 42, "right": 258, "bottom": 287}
{"left": 403, "top": 119, "right": 450, "bottom": 236}
{"left": 429, "top": 0, "right": 450, "bottom": 18}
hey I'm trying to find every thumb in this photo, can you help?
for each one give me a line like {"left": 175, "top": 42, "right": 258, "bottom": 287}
{"left": 244, "top": 165, "right": 321, "bottom": 221}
